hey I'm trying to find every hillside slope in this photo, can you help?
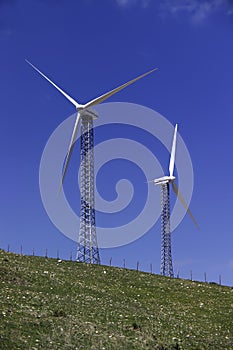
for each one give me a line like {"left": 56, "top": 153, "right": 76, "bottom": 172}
{"left": 0, "top": 249, "right": 232, "bottom": 349}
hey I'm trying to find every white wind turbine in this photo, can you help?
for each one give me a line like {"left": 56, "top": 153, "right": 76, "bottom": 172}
{"left": 26, "top": 60, "right": 157, "bottom": 264}
{"left": 153, "top": 124, "right": 199, "bottom": 277}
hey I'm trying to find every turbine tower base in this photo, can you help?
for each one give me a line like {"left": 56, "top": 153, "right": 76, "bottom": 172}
{"left": 160, "top": 183, "right": 174, "bottom": 277}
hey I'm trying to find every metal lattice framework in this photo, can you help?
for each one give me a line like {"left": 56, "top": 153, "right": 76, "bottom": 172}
{"left": 76, "top": 114, "right": 100, "bottom": 264}
{"left": 160, "top": 183, "right": 174, "bottom": 277}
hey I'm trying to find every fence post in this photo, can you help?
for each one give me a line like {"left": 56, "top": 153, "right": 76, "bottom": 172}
{"left": 57, "top": 250, "right": 59, "bottom": 259}
{"left": 109, "top": 257, "right": 112, "bottom": 266}
{"left": 190, "top": 270, "right": 192, "bottom": 281}
{"left": 7, "top": 244, "right": 10, "bottom": 253}
{"left": 123, "top": 259, "right": 126, "bottom": 269}
{"left": 32, "top": 248, "right": 35, "bottom": 256}
{"left": 219, "top": 275, "right": 222, "bottom": 285}
{"left": 177, "top": 271, "right": 180, "bottom": 279}
{"left": 20, "top": 245, "right": 23, "bottom": 256}
{"left": 45, "top": 248, "right": 48, "bottom": 258}
{"left": 136, "top": 261, "right": 139, "bottom": 271}
{"left": 150, "top": 263, "right": 152, "bottom": 274}
{"left": 204, "top": 272, "right": 207, "bottom": 283}
{"left": 70, "top": 251, "right": 73, "bottom": 261}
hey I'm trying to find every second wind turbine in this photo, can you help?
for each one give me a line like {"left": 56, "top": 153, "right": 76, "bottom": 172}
{"left": 26, "top": 60, "right": 157, "bottom": 264}
{"left": 153, "top": 124, "right": 199, "bottom": 277}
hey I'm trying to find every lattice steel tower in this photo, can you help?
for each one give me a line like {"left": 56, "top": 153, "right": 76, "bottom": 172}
{"left": 76, "top": 113, "right": 100, "bottom": 264}
{"left": 160, "top": 183, "right": 173, "bottom": 277}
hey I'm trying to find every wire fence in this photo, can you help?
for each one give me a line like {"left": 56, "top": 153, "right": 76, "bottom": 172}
{"left": 3, "top": 244, "right": 224, "bottom": 286}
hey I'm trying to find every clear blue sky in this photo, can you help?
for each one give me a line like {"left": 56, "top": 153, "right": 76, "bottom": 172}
{"left": 0, "top": 0, "right": 233, "bottom": 285}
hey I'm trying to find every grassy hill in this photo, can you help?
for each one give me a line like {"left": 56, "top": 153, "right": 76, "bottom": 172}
{"left": 0, "top": 249, "right": 232, "bottom": 350}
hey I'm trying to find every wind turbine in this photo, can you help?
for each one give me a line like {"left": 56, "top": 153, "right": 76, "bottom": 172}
{"left": 153, "top": 124, "right": 199, "bottom": 277}
{"left": 26, "top": 60, "right": 157, "bottom": 264}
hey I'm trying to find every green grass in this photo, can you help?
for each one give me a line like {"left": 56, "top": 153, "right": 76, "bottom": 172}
{"left": 0, "top": 249, "right": 232, "bottom": 350}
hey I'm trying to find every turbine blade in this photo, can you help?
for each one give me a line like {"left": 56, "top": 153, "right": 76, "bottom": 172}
{"left": 83, "top": 68, "right": 157, "bottom": 109}
{"left": 59, "top": 112, "right": 81, "bottom": 191}
{"left": 169, "top": 124, "right": 178, "bottom": 177}
{"left": 172, "top": 181, "right": 200, "bottom": 230}
{"left": 26, "top": 59, "right": 81, "bottom": 109}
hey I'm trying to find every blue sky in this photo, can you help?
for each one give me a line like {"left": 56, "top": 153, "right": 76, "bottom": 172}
{"left": 0, "top": 0, "right": 233, "bottom": 285}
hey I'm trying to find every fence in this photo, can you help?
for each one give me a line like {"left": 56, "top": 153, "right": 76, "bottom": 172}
{"left": 3, "top": 244, "right": 223, "bottom": 286}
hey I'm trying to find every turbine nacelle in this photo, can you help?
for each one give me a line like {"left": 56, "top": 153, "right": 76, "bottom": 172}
{"left": 78, "top": 108, "right": 98, "bottom": 120}
{"left": 153, "top": 175, "right": 175, "bottom": 185}
{"left": 76, "top": 104, "right": 85, "bottom": 110}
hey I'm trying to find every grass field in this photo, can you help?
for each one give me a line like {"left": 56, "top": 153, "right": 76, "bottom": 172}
{"left": 0, "top": 249, "right": 232, "bottom": 349}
